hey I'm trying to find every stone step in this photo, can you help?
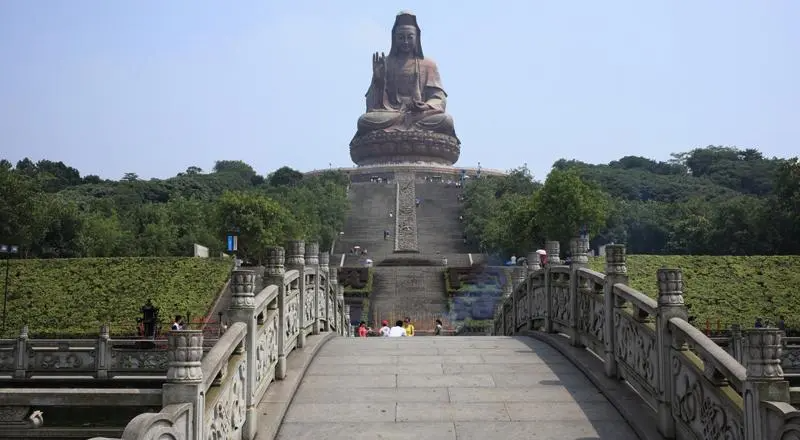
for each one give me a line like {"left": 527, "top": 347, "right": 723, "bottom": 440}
{"left": 335, "top": 182, "right": 396, "bottom": 257}
{"left": 415, "top": 183, "right": 473, "bottom": 254}
{"left": 369, "top": 266, "right": 448, "bottom": 328}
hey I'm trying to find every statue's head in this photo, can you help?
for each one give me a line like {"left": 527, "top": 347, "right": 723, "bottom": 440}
{"left": 390, "top": 11, "right": 423, "bottom": 58}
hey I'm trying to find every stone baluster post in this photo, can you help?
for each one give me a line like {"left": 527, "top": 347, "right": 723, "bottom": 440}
{"left": 545, "top": 240, "right": 561, "bottom": 265}
{"left": 344, "top": 304, "right": 351, "bottom": 337}
{"left": 162, "top": 330, "right": 204, "bottom": 440}
{"left": 513, "top": 266, "right": 527, "bottom": 332}
{"left": 502, "top": 271, "right": 513, "bottom": 335}
{"left": 654, "top": 268, "right": 688, "bottom": 438}
{"left": 305, "top": 243, "right": 321, "bottom": 336}
{"left": 336, "top": 282, "right": 344, "bottom": 335}
{"left": 96, "top": 324, "right": 110, "bottom": 379}
{"left": 14, "top": 326, "right": 28, "bottom": 379}
{"left": 743, "top": 329, "right": 789, "bottom": 440}
{"left": 502, "top": 271, "right": 513, "bottom": 299}
{"left": 264, "top": 246, "right": 287, "bottom": 380}
{"left": 603, "top": 244, "right": 628, "bottom": 378}
{"left": 227, "top": 269, "right": 257, "bottom": 440}
{"left": 525, "top": 252, "right": 541, "bottom": 332}
{"left": 730, "top": 324, "right": 744, "bottom": 364}
{"left": 319, "top": 252, "right": 330, "bottom": 273}
{"left": 527, "top": 252, "right": 541, "bottom": 271}
{"left": 286, "top": 240, "right": 306, "bottom": 348}
{"left": 543, "top": 241, "right": 560, "bottom": 333}
{"left": 568, "top": 237, "right": 590, "bottom": 347}
{"left": 326, "top": 268, "right": 336, "bottom": 332}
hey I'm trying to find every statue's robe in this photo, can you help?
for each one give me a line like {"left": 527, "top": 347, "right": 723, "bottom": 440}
{"left": 356, "top": 56, "right": 456, "bottom": 138}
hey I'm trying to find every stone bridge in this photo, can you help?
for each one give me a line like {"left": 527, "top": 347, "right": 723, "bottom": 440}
{"left": 2, "top": 239, "right": 800, "bottom": 439}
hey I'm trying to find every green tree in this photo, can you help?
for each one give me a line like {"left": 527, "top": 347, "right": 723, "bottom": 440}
{"left": 533, "top": 168, "right": 610, "bottom": 244}
{"left": 216, "top": 191, "right": 303, "bottom": 263}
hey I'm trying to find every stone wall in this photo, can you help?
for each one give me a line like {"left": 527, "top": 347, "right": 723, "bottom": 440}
{"left": 495, "top": 239, "right": 800, "bottom": 440}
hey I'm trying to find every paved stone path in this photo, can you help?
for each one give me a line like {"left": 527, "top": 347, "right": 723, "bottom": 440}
{"left": 276, "top": 336, "right": 639, "bottom": 439}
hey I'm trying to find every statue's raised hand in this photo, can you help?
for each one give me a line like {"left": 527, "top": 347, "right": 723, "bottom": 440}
{"left": 372, "top": 52, "right": 386, "bottom": 81}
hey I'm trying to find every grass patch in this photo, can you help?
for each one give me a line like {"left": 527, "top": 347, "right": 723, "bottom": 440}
{"left": 2, "top": 257, "right": 232, "bottom": 338}
{"left": 588, "top": 255, "right": 800, "bottom": 329}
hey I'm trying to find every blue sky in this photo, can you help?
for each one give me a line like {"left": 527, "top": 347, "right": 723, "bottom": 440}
{"left": 1, "top": 1, "right": 797, "bottom": 181}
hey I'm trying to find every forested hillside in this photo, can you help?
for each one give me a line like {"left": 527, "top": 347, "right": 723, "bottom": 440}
{"left": 0, "top": 159, "right": 349, "bottom": 262}
{"left": 462, "top": 146, "right": 800, "bottom": 256}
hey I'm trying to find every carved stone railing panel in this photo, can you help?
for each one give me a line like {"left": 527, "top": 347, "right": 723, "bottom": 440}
{"left": 514, "top": 283, "right": 529, "bottom": 331}
{"left": 529, "top": 272, "right": 546, "bottom": 323}
{"left": 614, "top": 310, "right": 659, "bottom": 403}
{"left": 576, "top": 269, "right": 605, "bottom": 353}
{"left": 254, "top": 309, "right": 279, "bottom": 402}
{"left": 0, "top": 335, "right": 224, "bottom": 380}
{"left": 284, "top": 291, "right": 300, "bottom": 352}
{"left": 671, "top": 349, "right": 745, "bottom": 440}
{"left": 549, "top": 268, "right": 571, "bottom": 328}
{"left": 22, "top": 339, "right": 95, "bottom": 375}
{"left": 503, "top": 302, "right": 513, "bottom": 336}
{"left": 317, "top": 284, "right": 326, "bottom": 325}
{"left": 109, "top": 349, "right": 168, "bottom": 372}
{"left": 394, "top": 173, "right": 419, "bottom": 252}
{"left": 304, "top": 283, "right": 316, "bottom": 328}
{"left": 205, "top": 356, "right": 247, "bottom": 439}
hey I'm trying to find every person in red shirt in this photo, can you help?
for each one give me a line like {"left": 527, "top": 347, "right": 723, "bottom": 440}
{"left": 358, "top": 321, "right": 368, "bottom": 338}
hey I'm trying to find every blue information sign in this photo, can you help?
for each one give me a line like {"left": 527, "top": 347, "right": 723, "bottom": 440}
{"left": 226, "top": 235, "right": 238, "bottom": 252}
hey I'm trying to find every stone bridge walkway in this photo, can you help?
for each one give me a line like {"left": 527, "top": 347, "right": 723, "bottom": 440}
{"left": 275, "top": 336, "right": 638, "bottom": 440}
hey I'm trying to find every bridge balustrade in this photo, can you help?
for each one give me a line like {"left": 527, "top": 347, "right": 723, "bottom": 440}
{"left": 494, "top": 238, "right": 800, "bottom": 440}
{"left": 79, "top": 240, "right": 349, "bottom": 440}
{"left": 0, "top": 325, "right": 219, "bottom": 380}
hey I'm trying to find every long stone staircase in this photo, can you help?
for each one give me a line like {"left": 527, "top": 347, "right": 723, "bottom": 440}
{"left": 370, "top": 266, "right": 449, "bottom": 330}
{"left": 415, "top": 183, "right": 472, "bottom": 254}
{"left": 335, "top": 182, "right": 396, "bottom": 266}
{"left": 334, "top": 175, "right": 489, "bottom": 332}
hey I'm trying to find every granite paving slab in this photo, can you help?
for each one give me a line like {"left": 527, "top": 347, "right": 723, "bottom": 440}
{"left": 272, "top": 336, "right": 639, "bottom": 440}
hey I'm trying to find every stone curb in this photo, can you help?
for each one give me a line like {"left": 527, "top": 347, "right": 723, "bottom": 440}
{"left": 521, "top": 330, "right": 666, "bottom": 440}
{"left": 254, "top": 331, "right": 337, "bottom": 440}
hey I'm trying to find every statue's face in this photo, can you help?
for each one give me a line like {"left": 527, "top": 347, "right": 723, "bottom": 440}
{"left": 394, "top": 25, "right": 417, "bottom": 54}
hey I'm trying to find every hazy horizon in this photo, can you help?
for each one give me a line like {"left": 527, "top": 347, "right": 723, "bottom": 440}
{"left": 2, "top": 1, "right": 798, "bottom": 181}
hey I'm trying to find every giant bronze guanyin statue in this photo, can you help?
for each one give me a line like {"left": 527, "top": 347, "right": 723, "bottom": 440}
{"left": 350, "top": 11, "right": 461, "bottom": 166}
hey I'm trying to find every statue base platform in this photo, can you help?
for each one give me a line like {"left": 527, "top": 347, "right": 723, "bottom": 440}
{"left": 350, "top": 130, "right": 461, "bottom": 166}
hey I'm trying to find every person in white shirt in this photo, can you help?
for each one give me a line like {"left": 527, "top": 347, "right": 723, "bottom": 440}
{"left": 171, "top": 315, "right": 184, "bottom": 331}
{"left": 387, "top": 320, "right": 407, "bottom": 337}
{"left": 379, "top": 320, "right": 391, "bottom": 337}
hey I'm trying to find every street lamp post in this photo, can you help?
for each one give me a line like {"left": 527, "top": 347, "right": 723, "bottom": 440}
{"left": 1, "top": 244, "right": 20, "bottom": 336}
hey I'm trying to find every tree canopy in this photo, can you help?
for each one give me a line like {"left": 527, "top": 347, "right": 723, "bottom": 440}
{"left": 461, "top": 146, "right": 800, "bottom": 257}
{"left": 0, "top": 159, "right": 349, "bottom": 261}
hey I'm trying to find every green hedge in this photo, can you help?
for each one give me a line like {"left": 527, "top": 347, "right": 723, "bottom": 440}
{"left": 587, "top": 255, "right": 800, "bottom": 330}
{"left": 2, "top": 257, "right": 233, "bottom": 338}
